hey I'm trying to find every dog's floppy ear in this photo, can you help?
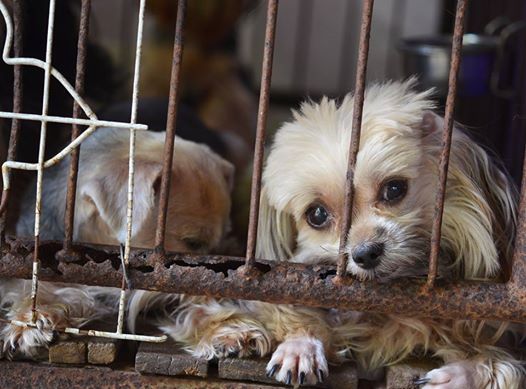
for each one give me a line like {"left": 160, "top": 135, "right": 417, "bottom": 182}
{"left": 256, "top": 188, "right": 297, "bottom": 261}
{"left": 420, "top": 110, "right": 443, "bottom": 136}
{"left": 218, "top": 158, "right": 235, "bottom": 193}
{"left": 79, "top": 159, "right": 162, "bottom": 243}
{"left": 421, "top": 111, "right": 517, "bottom": 280}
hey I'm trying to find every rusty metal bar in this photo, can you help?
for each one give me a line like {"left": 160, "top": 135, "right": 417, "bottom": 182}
{"left": 154, "top": 0, "right": 187, "bottom": 253}
{"left": 510, "top": 143, "right": 526, "bottom": 288}
{"left": 0, "top": 0, "right": 23, "bottom": 239}
{"left": 245, "top": 0, "right": 278, "bottom": 268}
{"left": 1, "top": 238, "right": 524, "bottom": 323}
{"left": 426, "top": 0, "right": 469, "bottom": 288}
{"left": 62, "top": 0, "right": 91, "bottom": 252}
{"left": 336, "top": 0, "right": 374, "bottom": 277}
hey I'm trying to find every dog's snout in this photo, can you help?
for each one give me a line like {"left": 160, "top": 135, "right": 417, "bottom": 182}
{"left": 352, "top": 243, "right": 384, "bottom": 269}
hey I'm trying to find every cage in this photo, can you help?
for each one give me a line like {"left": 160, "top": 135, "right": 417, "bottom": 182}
{"left": 0, "top": 0, "right": 524, "bottom": 387}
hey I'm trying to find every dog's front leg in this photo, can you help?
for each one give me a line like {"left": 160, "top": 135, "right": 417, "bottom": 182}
{"left": 266, "top": 333, "right": 329, "bottom": 386}
{"left": 416, "top": 352, "right": 524, "bottom": 389}
{"left": 0, "top": 280, "right": 115, "bottom": 358}
{"left": 150, "top": 296, "right": 272, "bottom": 360}
{"left": 0, "top": 280, "right": 73, "bottom": 358}
{"left": 249, "top": 302, "right": 332, "bottom": 386}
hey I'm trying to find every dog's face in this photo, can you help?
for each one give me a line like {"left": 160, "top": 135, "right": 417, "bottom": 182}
{"left": 260, "top": 80, "right": 515, "bottom": 281}
{"left": 76, "top": 132, "right": 233, "bottom": 254}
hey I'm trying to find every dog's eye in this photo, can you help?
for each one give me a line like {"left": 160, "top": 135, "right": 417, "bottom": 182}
{"left": 183, "top": 238, "right": 207, "bottom": 252}
{"left": 306, "top": 205, "right": 330, "bottom": 228}
{"left": 380, "top": 179, "right": 408, "bottom": 203}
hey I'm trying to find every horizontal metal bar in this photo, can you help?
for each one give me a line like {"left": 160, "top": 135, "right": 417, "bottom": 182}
{"left": 4, "top": 318, "right": 166, "bottom": 342}
{"left": 1, "top": 238, "right": 524, "bottom": 323}
{"left": 0, "top": 111, "right": 148, "bottom": 130}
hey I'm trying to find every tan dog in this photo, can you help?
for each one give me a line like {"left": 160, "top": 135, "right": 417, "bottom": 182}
{"left": 1, "top": 127, "right": 234, "bottom": 356}
{"left": 252, "top": 79, "right": 524, "bottom": 387}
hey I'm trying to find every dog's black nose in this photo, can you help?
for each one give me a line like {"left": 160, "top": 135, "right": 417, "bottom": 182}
{"left": 352, "top": 243, "right": 384, "bottom": 269}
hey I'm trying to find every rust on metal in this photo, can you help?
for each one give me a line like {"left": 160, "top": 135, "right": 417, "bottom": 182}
{"left": 244, "top": 0, "right": 279, "bottom": 268}
{"left": 62, "top": 0, "right": 91, "bottom": 254}
{"left": 511, "top": 144, "right": 526, "bottom": 288}
{"left": 336, "top": 0, "right": 375, "bottom": 277}
{"left": 0, "top": 0, "right": 24, "bottom": 236}
{"left": 426, "top": 0, "right": 469, "bottom": 288}
{"left": 1, "top": 237, "right": 524, "bottom": 323}
{"left": 154, "top": 0, "right": 187, "bottom": 254}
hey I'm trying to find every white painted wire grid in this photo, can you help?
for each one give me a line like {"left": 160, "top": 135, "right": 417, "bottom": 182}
{"left": 29, "top": 0, "right": 57, "bottom": 324}
{"left": 0, "top": 0, "right": 166, "bottom": 343}
{"left": 116, "top": 0, "right": 146, "bottom": 335}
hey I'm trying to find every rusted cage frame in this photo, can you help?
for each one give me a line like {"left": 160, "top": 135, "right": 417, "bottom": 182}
{"left": 0, "top": 0, "right": 524, "bottom": 346}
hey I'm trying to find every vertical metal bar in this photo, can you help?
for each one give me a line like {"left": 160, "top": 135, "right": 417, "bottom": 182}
{"left": 426, "top": 0, "right": 469, "bottom": 288}
{"left": 336, "top": 0, "right": 375, "bottom": 277}
{"left": 0, "top": 0, "right": 23, "bottom": 241}
{"left": 154, "top": 0, "right": 187, "bottom": 253}
{"left": 31, "top": 0, "right": 57, "bottom": 323}
{"left": 510, "top": 145, "right": 526, "bottom": 287}
{"left": 116, "top": 0, "right": 146, "bottom": 334}
{"left": 62, "top": 0, "right": 91, "bottom": 252}
{"left": 244, "top": 0, "right": 279, "bottom": 268}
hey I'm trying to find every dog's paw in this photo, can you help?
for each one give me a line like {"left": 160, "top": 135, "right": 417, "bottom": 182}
{"left": 415, "top": 361, "right": 479, "bottom": 389}
{"left": 1, "top": 305, "right": 68, "bottom": 358}
{"left": 192, "top": 323, "right": 271, "bottom": 360}
{"left": 266, "top": 335, "right": 329, "bottom": 386}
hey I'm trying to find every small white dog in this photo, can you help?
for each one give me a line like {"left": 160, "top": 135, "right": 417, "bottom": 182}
{"left": 1, "top": 127, "right": 234, "bottom": 356}
{"left": 248, "top": 79, "right": 524, "bottom": 387}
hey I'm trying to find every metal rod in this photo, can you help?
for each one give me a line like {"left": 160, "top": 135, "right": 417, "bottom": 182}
{"left": 336, "top": 0, "right": 375, "bottom": 277}
{"left": 1, "top": 239, "right": 524, "bottom": 323}
{"left": 0, "top": 111, "right": 147, "bottom": 130}
{"left": 0, "top": 1, "right": 97, "bottom": 122}
{"left": 30, "top": 0, "right": 57, "bottom": 324}
{"left": 63, "top": 0, "right": 91, "bottom": 251}
{"left": 426, "top": 0, "right": 469, "bottom": 288}
{"left": 116, "top": 0, "right": 146, "bottom": 334}
{"left": 154, "top": 0, "right": 187, "bottom": 253}
{"left": 0, "top": 0, "right": 23, "bottom": 242}
{"left": 0, "top": 318, "right": 166, "bottom": 342}
{"left": 510, "top": 143, "right": 526, "bottom": 288}
{"left": 245, "top": 0, "right": 279, "bottom": 267}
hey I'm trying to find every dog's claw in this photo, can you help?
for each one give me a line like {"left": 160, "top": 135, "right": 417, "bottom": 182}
{"left": 285, "top": 370, "right": 292, "bottom": 385}
{"left": 299, "top": 371, "right": 306, "bottom": 385}
{"left": 413, "top": 377, "right": 431, "bottom": 386}
{"left": 267, "top": 364, "right": 279, "bottom": 377}
{"left": 317, "top": 369, "right": 325, "bottom": 383}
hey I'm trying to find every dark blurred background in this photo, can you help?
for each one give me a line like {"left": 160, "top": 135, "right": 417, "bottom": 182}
{"left": 0, "top": 0, "right": 525, "bottom": 248}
